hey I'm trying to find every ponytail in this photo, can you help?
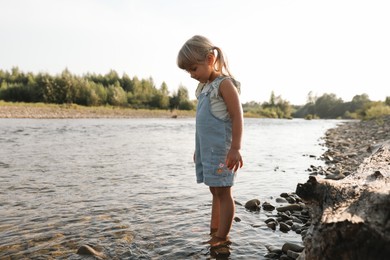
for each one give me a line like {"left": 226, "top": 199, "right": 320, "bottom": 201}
{"left": 211, "top": 46, "right": 232, "bottom": 77}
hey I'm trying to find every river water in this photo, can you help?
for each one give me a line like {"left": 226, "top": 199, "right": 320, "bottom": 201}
{"left": 0, "top": 118, "right": 341, "bottom": 259}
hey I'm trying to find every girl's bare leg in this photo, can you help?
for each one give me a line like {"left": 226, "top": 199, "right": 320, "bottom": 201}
{"left": 209, "top": 187, "right": 220, "bottom": 234}
{"left": 208, "top": 186, "right": 234, "bottom": 247}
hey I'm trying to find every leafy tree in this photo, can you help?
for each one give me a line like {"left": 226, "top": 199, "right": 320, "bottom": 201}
{"left": 92, "top": 82, "right": 108, "bottom": 105}
{"left": 107, "top": 82, "right": 127, "bottom": 106}
{"left": 315, "top": 93, "right": 344, "bottom": 118}
{"left": 262, "top": 92, "right": 292, "bottom": 118}
{"left": 0, "top": 70, "right": 6, "bottom": 84}
{"left": 170, "top": 85, "right": 194, "bottom": 110}
{"left": 150, "top": 82, "right": 170, "bottom": 109}
{"left": 104, "top": 70, "right": 120, "bottom": 86}
{"left": 306, "top": 91, "right": 317, "bottom": 104}
{"left": 121, "top": 73, "right": 133, "bottom": 92}
{"left": 364, "top": 101, "right": 390, "bottom": 119}
{"left": 263, "top": 91, "right": 276, "bottom": 108}
{"left": 177, "top": 85, "right": 194, "bottom": 110}
{"left": 385, "top": 96, "right": 390, "bottom": 106}
{"left": 169, "top": 91, "right": 179, "bottom": 110}
{"left": 9, "top": 67, "right": 28, "bottom": 85}
{"left": 242, "top": 101, "right": 262, "bottom": 117}
{"left": 293, "top": 102, "right": 316, "bottom": 118}
{"left": 0, "top": 83, "right": 27, "bottom": 101}
{"left": 350, "top": 94, "right": 370, "bottom": 111}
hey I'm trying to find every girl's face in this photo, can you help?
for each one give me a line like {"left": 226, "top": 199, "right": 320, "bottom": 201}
{"left": 186, "top": 54, "right": 217, "bottom": 83}
{"left": 187, "top": 63, "right": 211, "bottom": 83}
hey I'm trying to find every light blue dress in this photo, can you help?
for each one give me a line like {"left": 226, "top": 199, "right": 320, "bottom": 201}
{"left": 195, "top": 76, "right": 236, "bottom": 187}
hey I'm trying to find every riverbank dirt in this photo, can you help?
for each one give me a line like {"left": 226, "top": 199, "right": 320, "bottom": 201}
{"left": 0, "top": 102, "right": 195, "bottom": 118}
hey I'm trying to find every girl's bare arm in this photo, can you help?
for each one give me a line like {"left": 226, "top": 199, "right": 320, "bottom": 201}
{"left": 220, "top": 79, "right": 244, "bottom": 172}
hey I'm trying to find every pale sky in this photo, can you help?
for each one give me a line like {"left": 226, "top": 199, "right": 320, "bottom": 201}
{"left": 1, "top": 0, "right": 389, "bottom": 105}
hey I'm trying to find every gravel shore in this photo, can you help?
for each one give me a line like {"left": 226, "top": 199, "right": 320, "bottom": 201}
{"left": 262, "top": 116, "right": 390, "bottom": 259}
{"left": 316, "top": 116, "right": 390, "bottom": 180}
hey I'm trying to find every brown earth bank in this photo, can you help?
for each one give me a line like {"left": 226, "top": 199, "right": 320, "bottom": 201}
{"left": 0, "top": 102, "right": 195, "bottom": 118}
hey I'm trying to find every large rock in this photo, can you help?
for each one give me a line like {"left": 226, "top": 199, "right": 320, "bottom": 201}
{"left": 245, "top": 199, "right": 261, "bottom": 211}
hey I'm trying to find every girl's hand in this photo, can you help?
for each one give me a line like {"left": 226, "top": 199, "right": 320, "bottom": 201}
{"left": 226, "top": 148, "right": 243, "bottom": 172}
{"left": 193, "top": 152, "right": 196, "bottom": 163}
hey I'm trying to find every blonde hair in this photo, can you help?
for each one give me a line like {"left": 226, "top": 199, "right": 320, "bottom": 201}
{"left": 177, "top": 35, "right": 233, "bottom": 77}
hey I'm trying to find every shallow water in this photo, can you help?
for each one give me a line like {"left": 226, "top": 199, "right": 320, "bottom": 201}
{"left": 0, "top": 118, "right": 341, "bottom": 259}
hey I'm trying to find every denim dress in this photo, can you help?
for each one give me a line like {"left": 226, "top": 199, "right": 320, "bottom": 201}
{"left": 195, "top": 76, "right": 236, "bottom": 187}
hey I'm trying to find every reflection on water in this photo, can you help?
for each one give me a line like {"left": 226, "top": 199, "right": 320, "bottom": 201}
{"left": 0, "top": 118, "right": 340, "bottom": 259}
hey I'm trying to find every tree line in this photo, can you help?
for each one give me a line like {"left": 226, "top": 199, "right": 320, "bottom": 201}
{"left": 243, "top": 91, "right": 390, "bottom": 120}
{"left": 0, "top": 67, "right": 194, "bottom": 110}
{"left": 1, "top": 67, "right": 389, "bottom": 119}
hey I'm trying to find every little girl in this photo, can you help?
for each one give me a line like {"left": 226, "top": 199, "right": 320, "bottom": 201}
{"left": 177, "top": 35, "right": 243, "bottom": 247}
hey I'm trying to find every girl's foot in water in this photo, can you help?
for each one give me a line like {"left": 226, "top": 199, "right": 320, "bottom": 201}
{"left": 209, "top": 228, "right": 218, "bottom": 236}
{"left": 206, "top": 235, "right": 231, "bottom": 248}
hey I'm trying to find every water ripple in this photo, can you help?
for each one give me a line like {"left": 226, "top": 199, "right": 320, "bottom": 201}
{"left": 0, "top": 118, "right": 340, "bottom": 259}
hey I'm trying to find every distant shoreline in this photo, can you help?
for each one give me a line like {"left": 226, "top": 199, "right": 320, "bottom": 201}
{"left": 0, "top": 102, "right": 195, "bottom": 119}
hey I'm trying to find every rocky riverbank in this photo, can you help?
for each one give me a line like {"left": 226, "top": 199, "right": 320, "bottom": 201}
{"left": 311, "top": 115, "right": 390, "bottom": 180}
{"left": 235, "top": 116, "right": 390, "bottom": 259}
{"left": 296, "top": 116, "right": 390, "bottom": 260}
